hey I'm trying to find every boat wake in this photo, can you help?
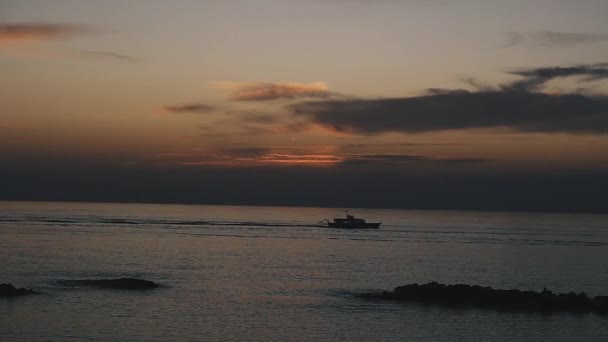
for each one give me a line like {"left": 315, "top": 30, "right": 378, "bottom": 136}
{"left": 0, "top": 215, "right": 320, "bottom": 229}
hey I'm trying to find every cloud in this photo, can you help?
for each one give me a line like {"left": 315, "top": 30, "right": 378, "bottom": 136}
{"left": 506, "top": 64, "right": 608, "bottom": 92}
{"left": 505, "top": 31, "right": 608, "bottom": 47}
{"left": 0, "top": 23, "right": 130, "bottom": 62}
{"left": 73, "top": 50, "right": 133, "bottom": 61}
{"left": 291, "top": 64, "right": 608, "bottom": 135}
{"left": 149, "top": 146, "right": 343, "bottom": 167}
{"left": 345, "top": 142, "right": 463, "bottom": 148}
{"left": 212, "top": 81, "right": 331, "bottom": 101}
{"left": 182, "top": 153, "right": 343, "bottom": 167}
{"left": 225, "top": 110, "right": 280, "bottom": 124}
{"left": 503, "top": 32, "right": 525, "bottom": 48}
{"left": 222, "top": 147, "right": 273, "bottom": 158}
{"left": 163, "top": 104, "right": 216, "bottom": 113}
{"left": 180, "top": 152, "right": 488, "bottom": 167}
{"left": 164, "top": 146, "right": 487, "bottom": 168}
{"left": 158, "top": 146, "right": 328, "bottom": 166}
{"left": 0, "top": 23, "right": 86, "bottom": 43}
{"left": 536, "top": 31, "right": 608, "bottom": 46}
{"left": 342, "top": 154, "right": 488, "bottom": 165}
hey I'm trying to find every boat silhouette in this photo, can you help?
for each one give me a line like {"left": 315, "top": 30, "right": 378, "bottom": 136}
{"left": 321, "top": 211, "right": 381, "bottom": 229}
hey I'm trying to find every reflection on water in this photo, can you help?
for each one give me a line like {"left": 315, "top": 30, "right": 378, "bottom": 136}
{"left": 1, "top": 201, "right": 608, "bottom": 341}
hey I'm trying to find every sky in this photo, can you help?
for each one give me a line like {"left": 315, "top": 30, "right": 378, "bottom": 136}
{"left": 1, "top": 0, "right": 608, "bottom": 212}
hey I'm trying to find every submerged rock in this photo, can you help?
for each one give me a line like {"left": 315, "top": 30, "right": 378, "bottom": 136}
{"left": 369, "top": 282, "right": 608, "bottom": 314}
{"left": 58, "top": 278, "right": 159, "bottom": 290}
{"left": 0, "top": 283, "right": 37, "bottom": 297}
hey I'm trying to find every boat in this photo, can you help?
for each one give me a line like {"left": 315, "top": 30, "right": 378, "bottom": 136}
{"left": 320, "top": 211, "right": 381, "bottom": 229}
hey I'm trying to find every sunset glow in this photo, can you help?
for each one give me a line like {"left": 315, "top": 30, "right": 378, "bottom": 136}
{"left": 1, "top": 0, "right": 608, "bottom": 211}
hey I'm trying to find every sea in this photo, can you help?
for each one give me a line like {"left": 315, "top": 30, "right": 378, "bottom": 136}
{"left": 1, "top": 201, "right": 607, "bottom": 341}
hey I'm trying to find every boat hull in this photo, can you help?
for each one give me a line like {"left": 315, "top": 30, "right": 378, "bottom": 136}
{"left": 327, "top": 222, "right": 381, "bottom": 229}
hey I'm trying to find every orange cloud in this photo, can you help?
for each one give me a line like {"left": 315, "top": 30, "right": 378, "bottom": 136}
{"left": 0, "top": 24, "right": 132, "bottom": 61}
{"left": 152, "top": 145, "right": 489, "bottom": 168}
{"left": 181, "top": 153, "right": 343, "bottom": 167}
{"left": 0, "top": 23, "right": 85, "bottom": 44}
{"left": 212, "top": 81, "right": 330, "bottom": 101}
{"left": 154, "top": 146, "right": 342, "bottom": 167}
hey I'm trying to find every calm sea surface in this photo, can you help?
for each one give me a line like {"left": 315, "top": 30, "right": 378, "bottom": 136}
{"left": 1, "top": 201, "right": 608, "bottom": 341}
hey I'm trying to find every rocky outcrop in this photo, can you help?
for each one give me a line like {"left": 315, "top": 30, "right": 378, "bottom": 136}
{"left": 0, "top": 283, "right": 37, "bottom": 297}
{"left": 368, "top": 282, "right": 608, "bottom": 314}
{"left": 58, "top": 278, "right": 159, "bottom": 290}
{"left": 593, "top": 296, "right": 608, "bottom": 313}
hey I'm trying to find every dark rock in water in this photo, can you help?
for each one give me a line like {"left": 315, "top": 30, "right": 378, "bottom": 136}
{"left": 0, "top": 283, "right": 37, "bottom": 297}
{"left": 58, "top": 278, "right": 159, "bottom": 290}
{"left": 593, "top": 296, "right": 608, "bottom": 314}
{"left": 371, "top": 282, "right": 608, "bottom": 314}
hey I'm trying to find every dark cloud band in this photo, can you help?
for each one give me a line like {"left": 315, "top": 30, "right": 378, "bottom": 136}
{"left": 291, "top": 64, "right": 608, "bottom": 135}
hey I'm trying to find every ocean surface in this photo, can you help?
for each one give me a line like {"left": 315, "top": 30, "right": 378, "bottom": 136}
{"left": 1, "top": 201, "right": 608, "bottom": 341}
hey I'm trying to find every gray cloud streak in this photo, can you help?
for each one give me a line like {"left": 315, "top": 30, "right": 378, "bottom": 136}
{"left": 506, "top": 64, "right": 608, "bottom": 92}
{"left": 505, "top": 31, "right": 608, "bottom": 47}
{"left": 74, "top": 50, "right": 133, "bottom": 61}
